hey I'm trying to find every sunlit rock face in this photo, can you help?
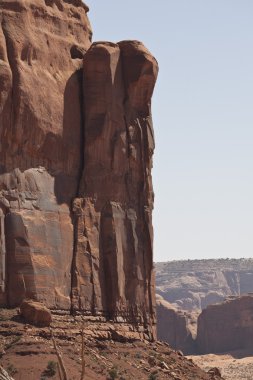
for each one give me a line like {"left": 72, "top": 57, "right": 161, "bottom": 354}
{"left": 0, "top": 1, "right": 158, "bottom": 339}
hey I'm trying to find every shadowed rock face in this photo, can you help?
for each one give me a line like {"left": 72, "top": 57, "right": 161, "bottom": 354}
{"left": 0, "top": 0, "right": 158, "bottom": 339}
{"left": 197, "top": 295, "right": 253, "bottom": 354}
{"left": 156, "top": 295, "right": 196, "bottom": 355}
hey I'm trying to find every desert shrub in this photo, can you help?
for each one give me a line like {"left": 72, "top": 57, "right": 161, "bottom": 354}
{"left": 5, "top": 335, "right": 21, "bottom": 350}
{"left": 148, "top": 371, "right": 158, "bottom": 380}
{"left": 42, "top": 360, "right": 57, "bottom": 377}
{"left": 108, "top": 366, "right": 118, "bottom": 379}
{"left": 135, "top": 351, "right": 142, "bottom": 359}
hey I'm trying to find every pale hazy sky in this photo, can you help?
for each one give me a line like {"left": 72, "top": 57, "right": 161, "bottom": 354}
{"left": 88, "top": 1, "right": 253, "bottom": 262}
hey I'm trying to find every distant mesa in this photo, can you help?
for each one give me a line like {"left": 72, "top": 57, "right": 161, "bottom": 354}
{"left": 156, "top": 258, "right": 253, "bottom": 311}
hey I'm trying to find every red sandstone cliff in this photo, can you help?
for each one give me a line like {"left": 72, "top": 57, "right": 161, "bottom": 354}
{"left": 0, "top": 0, "right": 158, "bottom": 339}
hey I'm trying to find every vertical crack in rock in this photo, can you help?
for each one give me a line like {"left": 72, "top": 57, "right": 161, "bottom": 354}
{"left": 0, "top": 21, "right": 14, "bottom": 162}
{"left": 1, "top": 19, "right": 25, "bottom": 161}
{"left": 70, "top": 65, "right": 86, "bottom": 314}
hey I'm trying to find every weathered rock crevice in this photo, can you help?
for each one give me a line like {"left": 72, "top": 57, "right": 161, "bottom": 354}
{"left": 0, "top": 21, "right": 13, "bottom": 159}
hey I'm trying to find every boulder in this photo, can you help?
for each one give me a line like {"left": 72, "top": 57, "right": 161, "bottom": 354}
{"left": 20, "top": 300, "right": 52, "bottom": 327}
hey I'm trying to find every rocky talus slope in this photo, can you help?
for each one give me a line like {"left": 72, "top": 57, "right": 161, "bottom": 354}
{"left": 156, "top": 259, "right": 253, "bottom": 311}
{"left": 0, "top": 309, "right": 224, "bottom": 380}
{"left": 0, "top": 0, "right": 157, "bottom": 339}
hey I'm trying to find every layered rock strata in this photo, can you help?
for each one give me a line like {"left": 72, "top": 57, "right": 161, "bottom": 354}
{"left": 156, "top": 259, "right": 253, "bottom": 311}
{"left": 0, "top": 0, "right": 158, "bottom": 339}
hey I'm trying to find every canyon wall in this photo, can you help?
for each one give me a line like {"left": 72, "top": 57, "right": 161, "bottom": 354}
{"left": 156, "top": 295, "right": 196, "bottom": 354}
{"left": 156, "top": 260, "right": 253, "bottom": 353}
{"left": 197, "top": 295, "right": 253, "bottom": 354}
{"left": 0, "top": 0, "right": 158, "bottom": 339}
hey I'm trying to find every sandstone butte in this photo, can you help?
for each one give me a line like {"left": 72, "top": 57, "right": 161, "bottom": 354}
{"left": 0, "top": 0, "right": 158, "bottom": 340}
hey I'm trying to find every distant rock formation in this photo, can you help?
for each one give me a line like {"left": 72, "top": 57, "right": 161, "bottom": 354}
{"left": 156, "top": 295, "right": 196, "bottom": 354}
{"left": 0, "top": 0, "right": 158, "bottom": 340}
{"left": 157, "top": 293, "right": 253, "bottom": 355}
{"left": 156, "top": 259, "right": 253, "bottom": 311}
{"left": 156, "top": 260, "right": 253, "bottom": 354}
{"left": 196, "top": 295, "right": 253, "bottom": 354}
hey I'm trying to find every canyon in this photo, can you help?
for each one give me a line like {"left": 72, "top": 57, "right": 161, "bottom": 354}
{"left": 156, "top": 260, "right": 253, "bottom": 357}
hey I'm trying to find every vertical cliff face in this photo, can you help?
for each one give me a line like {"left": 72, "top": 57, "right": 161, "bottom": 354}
{"left": 72, "top": 41, "right": 157, "bottom": 329}
{"left": 156, "top": 296, "right": 196, "bottom": 355}
{"left": 0, "top": 0, "right": 158, "bottom": 339}
{"left": 196, "top": 295, "right": 253, "bottom": 354}
{"left": 0, "top": 0, "right": 92, "bottom": 309}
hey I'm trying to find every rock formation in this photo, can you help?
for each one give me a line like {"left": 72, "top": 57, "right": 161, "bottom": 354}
{"left": 20, "top": 299, "right": 52, "bottom": 327}
{"left": 156, "top": 259, "right": 253, "bottom": 311}
{"left": 196, "top": 295, "right": 253, "bottom": 354}
{"left": 0, "top": 0, "right": 158, "bottom": 339}
{"left": 156, "top": 295, "right": 196, "bottom": 354}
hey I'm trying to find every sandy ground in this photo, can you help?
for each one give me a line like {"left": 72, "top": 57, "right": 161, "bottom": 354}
{"left": 189, "top": 350, "right": 253, "bottom": 380}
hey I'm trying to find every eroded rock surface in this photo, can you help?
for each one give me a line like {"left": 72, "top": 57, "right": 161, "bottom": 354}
{"left": 72, "top": 41, "right": 158, "bottom": 334}
{"left": 0, "top": 0, "right": 91, "bottom": 309}
{"left": 0, "top": 0, "right": 158, "bottom": 339}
